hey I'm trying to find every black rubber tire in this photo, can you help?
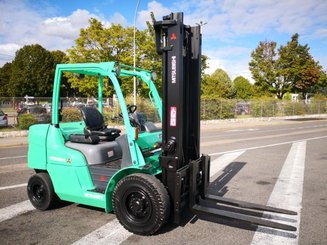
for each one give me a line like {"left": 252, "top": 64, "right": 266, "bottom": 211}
{"left": 27, "top": 173, "right": 57, "bottom": 210}
{"left": 112, "top": 173, "right": 170, "bottom": 235}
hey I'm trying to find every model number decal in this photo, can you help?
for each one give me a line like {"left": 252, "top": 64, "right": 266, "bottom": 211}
{"left": 84, "top": 193, "right": 104, "bottom": 200}
{"left": 49, "top": 156, "right": 66, "bottom": 162}
{"left": 170, "top": 106, "right": 177, "bottom": 127}
{"left": 171, "top": 55, "right": 176, "bottom": 84}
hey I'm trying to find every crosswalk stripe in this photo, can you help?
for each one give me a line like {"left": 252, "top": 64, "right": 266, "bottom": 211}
{"left": 0, "top": 183, "right": 27, "bottom": 191}
{"left": 210, "top": 151, "right": 245, "bottom": 182}
{"left": 72, "top": 218, "right": 132, "bottom": 245}
{"left": 0, "top": 142, "right": 308, "bottom": 243}
{"left": 251, "top": 141, "right": 306, "bottom": 245}
{"left": 0, "top": 200, "right": 35, "bottom": 223}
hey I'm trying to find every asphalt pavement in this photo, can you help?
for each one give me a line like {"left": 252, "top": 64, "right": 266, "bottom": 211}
{"left": 0, "top": 117, "right": 327, "bottom": 244}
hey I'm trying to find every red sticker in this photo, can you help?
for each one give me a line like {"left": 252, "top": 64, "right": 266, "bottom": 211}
{"left": 170, "top": 106, "right": 177, "bottom": 127}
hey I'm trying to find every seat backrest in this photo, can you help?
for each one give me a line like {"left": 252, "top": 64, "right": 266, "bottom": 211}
{"left": 81, "top": 107, "right": 104, "bottom": 130}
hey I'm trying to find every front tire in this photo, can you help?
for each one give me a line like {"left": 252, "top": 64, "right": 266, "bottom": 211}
{"left": 27, "top": 173, "right": 57, "bottom": 210}
{"left": 112, "top": 173, "right": 170, "bottom": 235}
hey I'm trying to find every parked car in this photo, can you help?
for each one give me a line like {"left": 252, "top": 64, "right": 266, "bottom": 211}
{"left": 17, "top": 105, "right": 51, "bottom": 124}
{"left": 234, "top": 102, "right": 251, "bottom": 115}
{"left": 0, "top": 110, "right": 8, "bottom": 127}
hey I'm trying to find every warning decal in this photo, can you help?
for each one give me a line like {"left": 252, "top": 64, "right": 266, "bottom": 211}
{"left": 170, "top": 106, "right": 177, "bottom": 127}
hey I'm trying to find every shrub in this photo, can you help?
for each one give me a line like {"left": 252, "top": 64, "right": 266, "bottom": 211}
{"left": 306, "top": 100, "right": 327, "bottom": 114}
{"left": 201, "top": 99, "right": 235, "bottom": 119}
{"left": 250, "top": 99, "right": 278, "bottom": 117}
{"left": 61, "top": 107, "right": 82, "bottom": 122}
{"left": 283, "top": 102, "right": 306, "bottom": 116}
{"left": 18, "top": 114, "right": 37, "bottom": 130}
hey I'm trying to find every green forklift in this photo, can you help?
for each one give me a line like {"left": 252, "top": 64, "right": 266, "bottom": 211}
{"left": 27, "top": 12, "right": 296, "bottom": 235}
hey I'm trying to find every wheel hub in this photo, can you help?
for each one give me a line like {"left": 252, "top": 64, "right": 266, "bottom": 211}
{"left": 127, "top": 192, "right": 149, "bottom": 218}
{"left": 33, "top": 184, "right": 45, "bottom": 202}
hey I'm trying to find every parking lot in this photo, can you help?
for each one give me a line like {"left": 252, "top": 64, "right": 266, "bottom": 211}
{"left": 0, "top": 119, "right": 327, "bottom": 244}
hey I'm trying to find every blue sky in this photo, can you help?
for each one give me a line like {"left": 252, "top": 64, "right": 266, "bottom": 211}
{"left": 0, "top": 0, "right": 326, "bottom": 82}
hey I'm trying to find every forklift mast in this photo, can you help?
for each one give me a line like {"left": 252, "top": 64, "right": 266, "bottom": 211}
{"left": 155, "top": 12, "right": 206, "bottom": 223}
{"left": 156, "top": 12, "right": 201, "bottom": 170}
{"left": 155, "top": 12, "right": 297, "bottom": 231}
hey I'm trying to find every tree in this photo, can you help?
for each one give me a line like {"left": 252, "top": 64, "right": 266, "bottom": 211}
{"left": 67, "top": 13, "right": 210, "bottom": 98}
{"left": 67, "top": 18, "right": 148, "bottom": 97}
{"left": 51, "top": 50, "right": 77, "bottom": 97}
{"left": 202, "top": 68, "right": 234, "bottom": 99}
{"left": 233, "top": 76, "right": 254, "bottom": 99}
{"left": 249, "top": 41, "right": 286, "bottom": 98}
{"left": 277, "top": 34, "right": 322, "bottom": 99}
{"left": 313, "top": 70, "right": 327, "bottom": 96}
{"left": 249, "top": 34, "right": 323, "bottom": 100}
{"left": 10, "top": 44, "right": 55, "bottom": 97}
{"left": 0, "top": 62, "right": 12, "bottom": 96}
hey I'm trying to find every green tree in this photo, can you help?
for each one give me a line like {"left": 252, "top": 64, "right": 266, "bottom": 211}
{"left": 202, "top": 68, "right": 234, "bottom": 99}
{"left": 250, "top": 34, "right": 323, "bottom": 100}
{"left": 10, "top": 44, "right": 55, "bottom": 97}
{"left": 313, "top": 70, "right": 327, "bottom": 96}
{"left": 277, "top": 34, "right": 322, "bottom": 99}
{"left": 67, "top": 13, "right": 209, "bottom": 98}
{"left": 50, "top": 50, "right": 76, "bottom": 96}
{"left": 0, "top": 62, "right": 12, "bottom": 96}
{"left": 233, "top": 76, "right": 254, "bottom": 99}
{"left": 67, "top": 18, "right": 139, "bottom": 97}
{"left": 249, "top": 41, "right": 283, "bottom": 98}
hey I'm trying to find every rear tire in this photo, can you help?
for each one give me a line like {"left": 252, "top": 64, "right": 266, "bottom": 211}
{"left": 112, "top": 173, "right": 170, "bottom": 235}
{"left": 27, "top": 173, "right": 57, "bottom": 210}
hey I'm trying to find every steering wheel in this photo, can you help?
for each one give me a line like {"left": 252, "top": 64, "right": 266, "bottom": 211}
{"left": 119, "top": 104, "right": 137, "bottom": 118}
{"left": 127, "top": 104, "right": 137, "bottom": 114}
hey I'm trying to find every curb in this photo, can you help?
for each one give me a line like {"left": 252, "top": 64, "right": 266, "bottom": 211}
{"left": 0, "top": 142, "right": 28, "bottom": 148}
{"left": 0, "top": 130, "right": 28, "bottom": 138}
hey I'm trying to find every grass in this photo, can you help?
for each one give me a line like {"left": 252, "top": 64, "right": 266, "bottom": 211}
{"left": 0, "top": 126, "right": 21, "bottom": 132}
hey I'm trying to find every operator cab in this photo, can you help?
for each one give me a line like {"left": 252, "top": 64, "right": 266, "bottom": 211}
{"left": 48, "top": 63, "right": 163, "bottom": 193}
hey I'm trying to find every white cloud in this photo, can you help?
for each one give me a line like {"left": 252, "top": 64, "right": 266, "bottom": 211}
{"left": 175, "top": 0, "right": 327, "bottom": 40}
{"left": 109, "top": 12, "right": 128, "bottom": 26}
{"left": 0, "top": 1, "right": 124, "bottom": 66}
{"left": 137, "top": 1, "right": 172, "bottom": 28}
{"left": 0, "top": 43, "right": 21, "bottom": 66}
{"left": 204, "top": 46, "right": 254, "bottom": 82}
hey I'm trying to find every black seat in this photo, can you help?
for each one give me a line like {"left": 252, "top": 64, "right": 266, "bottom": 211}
{"left": 81, "top": 107, "right": 121, "bottom": 141}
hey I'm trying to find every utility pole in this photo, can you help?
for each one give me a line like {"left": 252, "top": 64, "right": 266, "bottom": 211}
{"left": 133, "top": 0, "right": 141, "bottom": 105}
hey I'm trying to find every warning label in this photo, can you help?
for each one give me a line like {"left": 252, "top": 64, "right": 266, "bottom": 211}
{"left": 170, "top": 106, "right": 177, "bottom": 127}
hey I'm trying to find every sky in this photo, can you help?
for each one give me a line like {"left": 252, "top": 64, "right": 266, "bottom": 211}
{"left": 0, "top": 0, "right": 326, "bottom": 82}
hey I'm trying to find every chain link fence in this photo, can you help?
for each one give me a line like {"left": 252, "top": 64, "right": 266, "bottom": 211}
{"left": 201, "top": 98, "right": 327, "bottom": 119}
{"left": 0, "top": 97, "right": 326, "bottom": 128}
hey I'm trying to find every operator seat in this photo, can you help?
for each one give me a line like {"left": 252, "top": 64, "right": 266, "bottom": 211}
{"left": 81, "top": 107, "right": 121, "bottom": 141}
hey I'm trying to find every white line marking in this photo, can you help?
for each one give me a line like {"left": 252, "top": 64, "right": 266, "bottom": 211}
{"left": 0, "top": 155, "right": 27, "bottom": 160}
{"left": 72, "top": 218, "right": 132, "bottom": 245}
{"left": 226, "top": 128, "right": 259, "bottom": 132}
{"left": 0, "top": 183, "right": 27, "bottom": 191}
{"left": 208, "top": 135, "right": 327, "bottom": 156}
{"left": 202, "top": 124, "right": 327, "bottom": 139}
{"left": 0, "top": 200, "right": 35, "bottom": 223}
{"left": 210, "top": 151, "right": 245, "bottom": 182}
{"left": 251, "top": 141, "right": 306, "bottom": 245}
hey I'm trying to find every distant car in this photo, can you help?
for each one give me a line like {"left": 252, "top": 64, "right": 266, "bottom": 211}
{"left": 0, "top": 110, "right": 8, "bottom": 127}
{"left": 17, "top": 105, "right": 51, "bottom": 124}
{"left": 43, "top": 103, "right": 52, "bottom": 113}
{"left": 235, "top": 102, "right": 250, "bottom": 115}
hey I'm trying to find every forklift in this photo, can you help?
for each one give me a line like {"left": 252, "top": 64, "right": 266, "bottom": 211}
{"left": 27, "top": 12, "right": 297, "bottom": 235}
